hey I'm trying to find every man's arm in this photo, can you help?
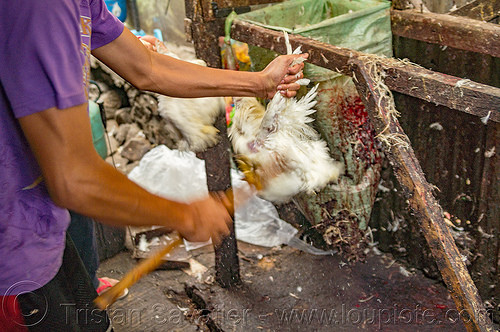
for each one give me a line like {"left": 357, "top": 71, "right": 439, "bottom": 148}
{"left": 91, "top": 28, "right": 306, "bottom": 99}
{"left": 18, "top": 103, "right": 231, "bottom": 244}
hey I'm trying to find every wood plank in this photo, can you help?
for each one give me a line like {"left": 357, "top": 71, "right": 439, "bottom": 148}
{"left": 391, "top": 9, "right": 500, "bottom": 58}
{"left": 450, "top": 0, "right": 500, "bottom": 21}
{"left": 350, "top": 59, "right": 495, "bottom": 332}
{"left": 230, "top": 20, "right": 500, "bottom": 121}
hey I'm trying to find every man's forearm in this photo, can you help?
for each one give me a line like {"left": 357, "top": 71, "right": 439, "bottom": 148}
{"left": 65, "top": 157, "right": 189, "bottom": 229}
{"left": 145, "top": 53, "right": 266, "bottom": 98}
{"left": 92, "top": 28, "right": 305, "bottom": 100}
{"left": 19, "top": 104, "right": 189, "bottom": 231}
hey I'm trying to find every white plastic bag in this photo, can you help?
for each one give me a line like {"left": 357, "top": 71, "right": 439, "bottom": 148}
{"left": 232, "top": 170, "right": 298, "bottom": 247}
{"left": 128, "top": 145, "right": 208, "bottom": 202}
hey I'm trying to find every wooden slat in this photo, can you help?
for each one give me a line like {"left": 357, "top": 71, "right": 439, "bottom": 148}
{"left": 391, "top": 9, "right": 500, "bottom": 58}
{"left": 450, "top": 0, "right": 500, "bottom": 21}
{"left": 350, "top": 59, "right": 495, "bottom": 332}
{"left": 230, "top": 20, "right": 500, "bottom": 122}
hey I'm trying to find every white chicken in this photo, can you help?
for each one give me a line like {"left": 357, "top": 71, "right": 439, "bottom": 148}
{"left": 156, "top": 43, "right": 225, "bottom": 152}
{"left": 228, "top": 32, "right": 342, "bottom": 202}
{"left": 229, "top": 84, "right": 342, "bottom": 202}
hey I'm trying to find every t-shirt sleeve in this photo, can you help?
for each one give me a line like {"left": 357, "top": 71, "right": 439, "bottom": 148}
{"left": 0, "top": 0, "right": 86, "bottom": 118}
{"left": 90, "top": 0, "right": 124, "bottom": 50}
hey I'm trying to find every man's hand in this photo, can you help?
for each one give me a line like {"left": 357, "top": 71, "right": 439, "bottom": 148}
{"left": 180, "top": 195, "right": 232, "bottom": 245}
{"left": 261, "top": 53, "right": 308, "bottom": 99}
{"left": 138, "top": 35, "right": 167, "bottom": 53}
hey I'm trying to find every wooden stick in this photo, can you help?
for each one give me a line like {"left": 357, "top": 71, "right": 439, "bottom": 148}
{"left": 94, "top": 188, "right": 240, "bottom": 309}
{"left": 94, "top": 234, "right": 183, "bottom": 310}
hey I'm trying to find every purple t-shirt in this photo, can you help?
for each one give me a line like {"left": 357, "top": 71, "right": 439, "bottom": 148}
{"left": 0, "top": 0, "right": 123, "bottom": 294}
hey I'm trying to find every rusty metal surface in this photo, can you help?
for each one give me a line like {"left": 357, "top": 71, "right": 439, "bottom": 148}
{"left": 230, "top": 20, "right": 500, "bottom": 121}
{"left": 393, "top": 36, "right": 500, "bottom": 88}
{"left": 350, "top": 59, "right": 494, "bottom": 332}
{"left": 391, "top": 9, "right": 500, "bottom": 58}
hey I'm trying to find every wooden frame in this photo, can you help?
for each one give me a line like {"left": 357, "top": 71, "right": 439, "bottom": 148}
{"left": 184, "top": 1, "right": 498, "bottom": 330}
{"left": 231, "top": 20, "right": 500, "bottom": 121}
{"left": 391, "top": 9, "right": 500, "bottom": 58}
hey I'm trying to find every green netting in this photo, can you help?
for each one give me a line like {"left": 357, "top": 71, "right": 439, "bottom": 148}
{"left": 232, "top": 1, "right": 392, "bottom": 258}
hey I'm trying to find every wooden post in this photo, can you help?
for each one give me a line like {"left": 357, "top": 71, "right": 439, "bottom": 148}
{"left": 198, "top": 115, "right": 241, "bottom": 287}
{"left": 185, "top": 0, "right": 240, "bottom": 287}
{"left": 350, "top": 59, "right": 494, "bottom": 332}
{"left": 184, "top": 0, "right": 225, "bottom": 68}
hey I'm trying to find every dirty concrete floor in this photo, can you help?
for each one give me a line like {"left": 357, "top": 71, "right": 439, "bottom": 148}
{"left": 98, "top": 242, "right": 468, "bottom": 332}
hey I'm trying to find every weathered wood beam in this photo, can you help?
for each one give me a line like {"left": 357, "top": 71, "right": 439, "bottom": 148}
{"left": 450, "top": 0, "right": 500, "bottom": 21}
{"left": 350, "top": 59, "right": 495, "bottom": 332}
{"left": 391, "top": 9, "right": 500, "bottom": 58}
{"left": 197, "top": 115, "right": 241, "bottom": 288}
{"left": 185, "top": 0, "right": 240, "bottom": 287}
{"left": 230, "top": 20, "right": 500, "bottom": 122}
